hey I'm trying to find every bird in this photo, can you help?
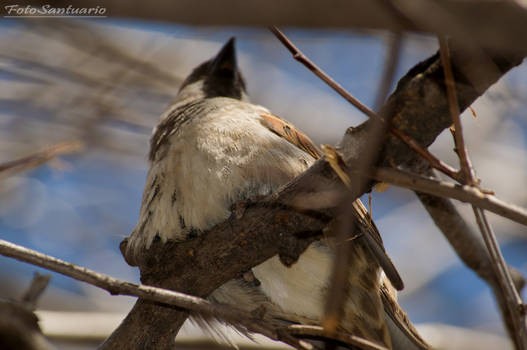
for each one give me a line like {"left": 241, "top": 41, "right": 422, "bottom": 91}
{"left": 126, "top": 37, "right": 429, "bottom": 350}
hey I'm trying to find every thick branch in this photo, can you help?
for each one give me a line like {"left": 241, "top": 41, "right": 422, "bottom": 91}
{"left": 103, "top": 41, "right": 525, "bottom": 349}
{"left": 104, "top": 202, "right": 327, "bottom": 349}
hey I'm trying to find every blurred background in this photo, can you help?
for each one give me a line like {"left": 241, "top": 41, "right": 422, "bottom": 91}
{"left": 0, "top": 16, "right": 526, "bottom": 350}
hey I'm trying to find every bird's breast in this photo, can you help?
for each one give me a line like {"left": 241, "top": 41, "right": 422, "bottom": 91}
{"left": 138, "top": 100, "right": 314, "bottom": 248}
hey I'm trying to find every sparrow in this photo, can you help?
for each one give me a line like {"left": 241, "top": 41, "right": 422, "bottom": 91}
{"left": 126, "top": 38, "right": 429, "bottom": 350}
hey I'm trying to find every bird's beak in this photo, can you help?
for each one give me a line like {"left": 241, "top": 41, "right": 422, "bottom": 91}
{"left": 211, "top": 37, "right": 237, "bottom": 74}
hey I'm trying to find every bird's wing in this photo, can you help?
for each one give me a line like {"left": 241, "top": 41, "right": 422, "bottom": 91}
{"left": 351, "top": 199, "right": 404, "bottom": 291}
{"left": 260, "top": 112, "right": 404, "bottom": 291}
{"left": 259, "top": 113, "right": 322, "bottom": 159}
{"left": 381, "top": 283, "right": 430, "bottom": 350}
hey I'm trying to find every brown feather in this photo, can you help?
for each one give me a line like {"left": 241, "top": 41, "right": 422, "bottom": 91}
{"left": 380, "top": 283, "right": 430, "bottom": 349}
{"left": 259, "top": 112, "right": 426, "bottom": 348}
{"left": 259, "top": 113, "right": 322, "bottom": 159}
{"left": 260, "top": 112, "right": 404, "bottom": 291}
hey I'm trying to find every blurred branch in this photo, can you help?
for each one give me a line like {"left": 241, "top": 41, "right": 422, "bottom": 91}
{"left": 416, "top": 156, "right": 525, "bottom": 282}
{"left": 0, "top": 141, "right": 82, "bottom": 180}
{"left": 417, "top": 179, "right": 527, "bottom": 349}
{"left": 322, "top": 31, "right": 404, "bottom": 335}
{"left": 0, "top": 20, "right": 182, "bottom": 160}
{"left": 21, "top": 19, "right": 183, "bottom": 89}
{"left": 0, "top": 53, "right": 175, "bottom": 102}
{"left": 271, "top": 34, "right": 526, "bottom": 346}
{"left": 374, "top": 32, "right": 403, "bottom": 112}
{"left": 21, "top": 273, "right": 51, "bottom": 311}
{"left": 13, "top": 0, "right": 527, "bottom": 54}
{"left": 0, "top": 272, "right": 54, "bottom": 350}
{"left": 415, "top": 173, "right": 526, "bottom": 290}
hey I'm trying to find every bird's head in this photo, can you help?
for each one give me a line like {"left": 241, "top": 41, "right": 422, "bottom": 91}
{"left": 176, "top": 37, "right": 248, "bottom": 103}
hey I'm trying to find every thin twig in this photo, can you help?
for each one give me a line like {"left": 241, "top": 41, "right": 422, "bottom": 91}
{"left": 372, "top": 167, "right": 527, "bottom": 227}
{"left": 389, "top": 127, "right": 461, "bottom": 181}
{"left": 269, "top": 26, "right": 462, "bottom": 183}
{"left": 21, "top": 272, "right": 51, "bottom": 310}
{"left": 438, "top": 36, "right": 476, "bottom": 185}
{"left": 473, "top": 207, "right": 527, "bottom": 309}
{"left": 439, "top": 36, "right": 527, "bottom": 349}
{"left": 269, "top": 26, "right": 374, "bottom": 119}
{"left": 0, "top": 142, "right": 82, "bottom": 179}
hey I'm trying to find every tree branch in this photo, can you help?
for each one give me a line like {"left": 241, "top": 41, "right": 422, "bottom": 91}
{"left": 0, "top": 141, "right": 81, "bottom": 180}
{"left": 0, "top": 238, "right": 316, "bottom": 350}
{"left": 438, "top": 37, "right": 527, "bottom": 349}
{"left": 269, "top": 27, "right": 463, "bottom": 183}
{"left": 371, "top": 167, "right": 527, "bottom": 227}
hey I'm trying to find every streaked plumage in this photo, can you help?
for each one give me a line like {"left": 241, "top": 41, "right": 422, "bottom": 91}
{"left": 126, "top": 38, "right": 428, "bottom": 350}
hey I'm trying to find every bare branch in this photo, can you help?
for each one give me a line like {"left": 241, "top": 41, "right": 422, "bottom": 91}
{"left": 269, "top": 26, "right": 376, "bottom": 119}
{"left": 372, "top": 167, "right": 527, "bottom": 227}
{"left": 473, "top": 207, "right": 527, "bottom": 346}
{"left": 21, "top": 273, "right": 51, "bottom": 311}
{"left": 0, "top": 142, "right": 82, "bottom": 180}
{"left": 270, "top": 26, "right": 463, "bottom": 182}
{"left": 388, "top": 128, "right": 461, "bottom": 181}
{"left": 438, "top": 36, "right": 476, "bottom": 185}
{"left": 0, "top": 238, "right": 396, "bottom": 350}
{"left": 0, "top": 238, "right": 315, "bottom": 350}
{"left": 439, "top": 37, "right": 527, "bottom": 349}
